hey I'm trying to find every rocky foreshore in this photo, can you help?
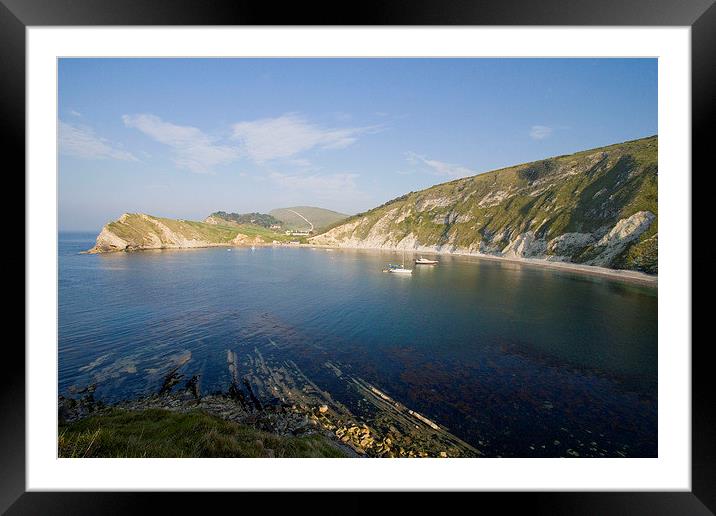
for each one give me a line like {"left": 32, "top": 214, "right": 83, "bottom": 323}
{"left": 60, "top": 350, "right": 479, "bottom": 458}
{"left": 59, "top": 389, "right": 359, "bottom": 458}
{"left": 58, "top": 391, "right": 459, "bottom": 458}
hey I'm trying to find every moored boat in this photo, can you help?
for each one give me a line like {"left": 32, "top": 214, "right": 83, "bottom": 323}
{"left": 385, "top": 250, "right": 413, "bottom": 274}
{"left": 415, "top": 257, "right": 438, "bottom": 265}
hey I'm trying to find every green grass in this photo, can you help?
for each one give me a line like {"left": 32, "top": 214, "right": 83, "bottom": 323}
{"left": 618, "top": 234, "right": 658, "bottom": 274}
{"left": 58, "top": 408, "right": 349, "bottom": 458}
{"left": 107, "top": 215, "right": 166, "bottom": 244}
{"left": 161, "top": 218, "right": 240, "bottom": 242}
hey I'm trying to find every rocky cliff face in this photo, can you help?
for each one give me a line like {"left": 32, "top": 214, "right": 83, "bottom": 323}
{"left": 88, "top": 213, "right": 266, "bottom": 253}
{"left": 311, "top": 136, "right": 658, "bottom": 274}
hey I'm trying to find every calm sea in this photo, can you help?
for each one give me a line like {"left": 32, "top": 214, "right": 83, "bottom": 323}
{"left": 59, "top": 232, "right": 658, "bottom": 457}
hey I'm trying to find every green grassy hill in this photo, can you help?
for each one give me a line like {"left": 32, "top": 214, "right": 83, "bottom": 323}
{"left": 269, "top": 206, "right": 350, "bottom": 232}
{"left": 311, "top": 136, "right": 658, "bottom": 274}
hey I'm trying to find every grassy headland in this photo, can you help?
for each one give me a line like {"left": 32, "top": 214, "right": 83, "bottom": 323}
{"left": 88, "top": 213, "right": 298, "bottom": 253}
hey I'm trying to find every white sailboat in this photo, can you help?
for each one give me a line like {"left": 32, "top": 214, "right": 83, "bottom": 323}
{"left": 388, "top": 249, "right": 413, "bottom": 274}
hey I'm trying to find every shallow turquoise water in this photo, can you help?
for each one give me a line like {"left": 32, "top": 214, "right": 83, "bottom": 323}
{"left": 59, "top": 232, "right": 657, "bottom": 457}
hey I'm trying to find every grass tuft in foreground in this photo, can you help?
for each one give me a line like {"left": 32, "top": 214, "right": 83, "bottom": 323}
{"left": 58, "top": 408, "right": 348, "bottom": 458}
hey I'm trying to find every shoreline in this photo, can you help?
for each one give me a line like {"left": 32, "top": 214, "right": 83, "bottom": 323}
{"left": 82, "top": 241, "right": 657, "bottom": 286}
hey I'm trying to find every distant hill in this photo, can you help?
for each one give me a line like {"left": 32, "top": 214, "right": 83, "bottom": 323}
{"left": 311, "top": 136, "right": 658, "bottom": 274}
{"left": 269, "top": 206, "right": 350, "bottom": 233}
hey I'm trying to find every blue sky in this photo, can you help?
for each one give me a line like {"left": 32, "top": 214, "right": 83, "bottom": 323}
{"left": 58, "top": 58, "right": 657, "bottom": 231}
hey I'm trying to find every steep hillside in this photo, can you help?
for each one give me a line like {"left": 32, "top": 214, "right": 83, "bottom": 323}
{"left": 311, "top": 136, "right": 658, "bottom": 274}
{"left": 87, "top": 213, "right": 289, "bottom": 253}
{"left": 269, "top": 206, "right": 350, "bottom": 232}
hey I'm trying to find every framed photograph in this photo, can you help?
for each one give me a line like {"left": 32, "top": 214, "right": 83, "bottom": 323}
{"left": 8, "top": 0, "right": 711, "bottom": 513}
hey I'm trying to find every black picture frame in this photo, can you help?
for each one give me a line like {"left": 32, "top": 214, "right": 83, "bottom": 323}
{"left": 6, "top": 0, "right": 711, "bottom": 513}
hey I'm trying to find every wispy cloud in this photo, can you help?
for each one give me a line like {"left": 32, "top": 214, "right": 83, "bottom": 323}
{"left": 122, "top": 113, "right": 375, "bottom": 174}
{"left": 122, "top": 114, "right": 239, "bottom": 173}
{"left": 231, "top": 114, "right": 370, "bottom": 162}
{"left": 529, "top": 125, "right": 553, "bottom": 140}
{"left": 59, "top": 121, "right": 137, "bottom": 161}
{"left": 406, "top": 152, "right": 474, "bottom": 178}
{"left": 69, "top": 110, "right": 82, "bottom": 117}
